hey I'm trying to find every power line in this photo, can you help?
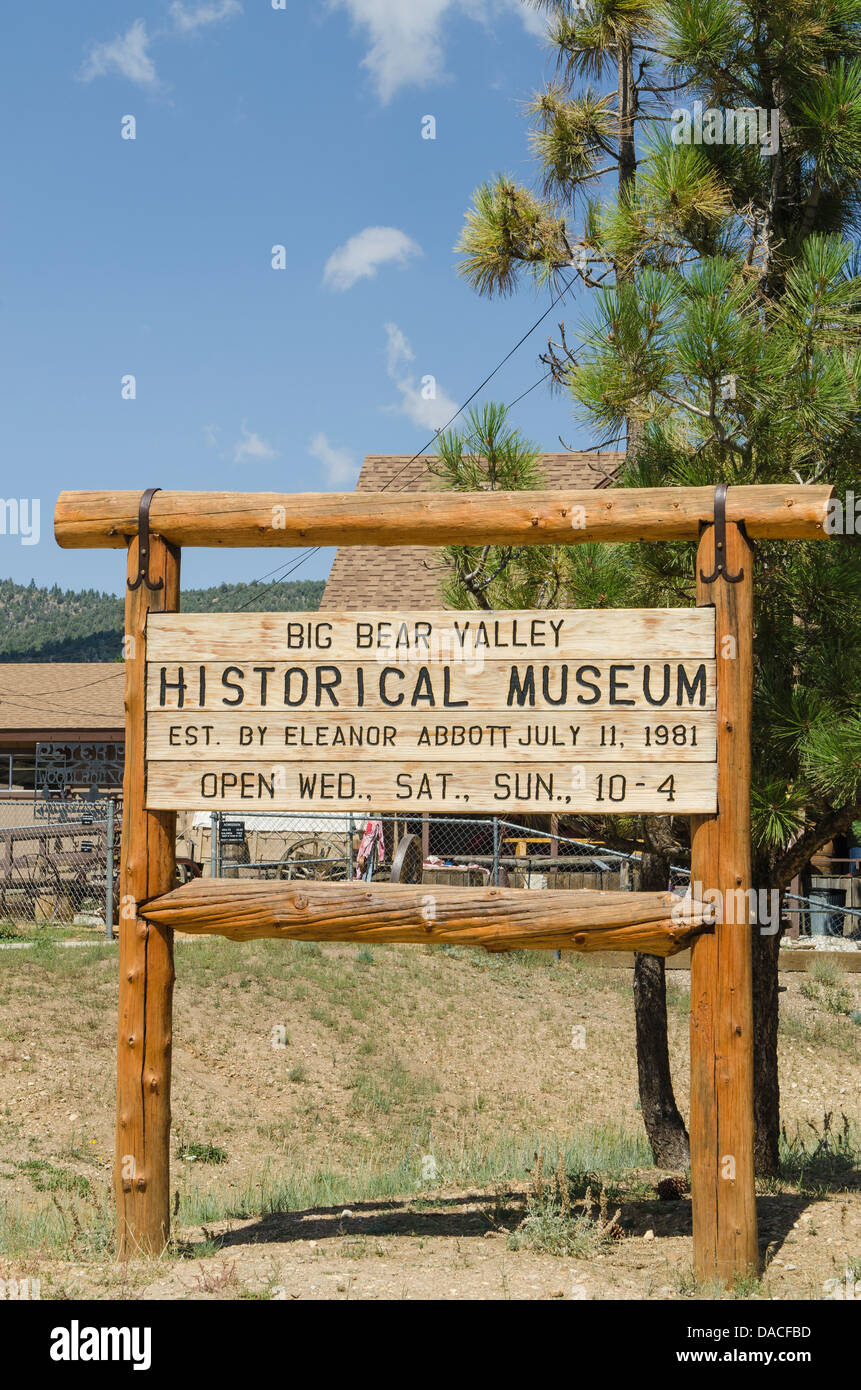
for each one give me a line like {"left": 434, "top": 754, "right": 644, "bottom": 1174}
{"left": 234, "top": 545, "right": 328, "bottom": 612}
{"left": 0, "top": 696, "right": 123, "bottom": 720}
{"left": 380, "top": 277, "right": 575, "bottom": 495}
{"left": 236, "top": 276, "right": 577, "bottom": 605}
{"left": 0, "top": 669, "right": 124, "bottom": 700}
{"left": 236, "top": 364, "right": 562, "bottom": 608}
{"left": 394, "top": 369, "right": 555, "bottom": 493}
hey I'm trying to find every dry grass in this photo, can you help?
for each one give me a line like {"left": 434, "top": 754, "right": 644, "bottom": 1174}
{"left": 0, "top": 934, "right": 858, "bottom": 1299}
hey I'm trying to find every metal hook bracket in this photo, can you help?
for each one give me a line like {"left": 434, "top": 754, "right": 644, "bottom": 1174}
{"left": 127, "top": 487, "right": 164, "bottom": 592}
{"left": 699, "top": 483, "right": 753, "bottom": 584}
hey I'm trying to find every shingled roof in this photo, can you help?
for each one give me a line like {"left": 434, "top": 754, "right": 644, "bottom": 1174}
{"left": 320, "top": 451, "right": 624, "bottom": 610}
{"left": 0, "top": 664, "right": 124, "bottom": 735}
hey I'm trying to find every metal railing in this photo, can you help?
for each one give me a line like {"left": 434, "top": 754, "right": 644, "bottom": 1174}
{"left": 0, "top": 798, "right": 118, "bottom": 937}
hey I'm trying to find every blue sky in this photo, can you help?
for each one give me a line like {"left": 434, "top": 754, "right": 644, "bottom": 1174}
{"left": 1, "top": 0, "right": 595, "bottom": 595}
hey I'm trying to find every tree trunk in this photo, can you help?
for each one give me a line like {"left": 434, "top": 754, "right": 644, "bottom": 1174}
{"left": 633, "top": 819, "right": 690, "bottom": 1167}
{"left": 633, "top": 953, "right": 691, "bottom": 1166}
{"left": 752, "top": 917, "right": 782, "bottom": 1175}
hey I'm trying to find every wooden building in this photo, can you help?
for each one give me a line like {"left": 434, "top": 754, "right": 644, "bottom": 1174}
{"left": 0, "top": 663, "right": 124, "bottom": 792}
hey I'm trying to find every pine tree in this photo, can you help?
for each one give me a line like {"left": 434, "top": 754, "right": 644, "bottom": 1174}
{"left": 455, "top": 0, "right": 861, "bottom": 1172}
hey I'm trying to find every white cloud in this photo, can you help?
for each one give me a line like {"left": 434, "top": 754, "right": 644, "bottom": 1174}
{"left": 80, "top": 19, "right": 158, "bottom": 87}
{"left": 329, "top": 0, "right": 545, "bottom": 103}
{"left": 308, "top": 433, "right": 358, "bottom": 488}
{"left": 169, "top": 1, "right": 243, "bottom": 34}
{"left": 384, "top": 322, "right": 459, "bottom": 432}
{"left": 394, "top": 377, "right": 460, "bottom": 431}
{"left": 516, "top": 3, "right": 548, "bottom": 38}
{"left": 323, "top": 226, "right": 422, "bottom": 292}
{"left": 233, "top": 426, "right": 277, "bottom": 464}
{"left": 203, "top": 423, "right": 221, "bottom": 448}
{"left": 80, "top": 3, "right": 241, "bottom": 86}
{"left": 384, "top": 322, "right": 414, "bottom": 377}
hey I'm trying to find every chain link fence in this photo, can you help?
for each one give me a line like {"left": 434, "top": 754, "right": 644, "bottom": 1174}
{"left": 0, "top": 798, "right": 119, "bottom": 931}
{"left": 178, "top": 810, "right": 635, "bottom": 891}
{"left": 2, "top": 794, "right": 857, "bottom": 944}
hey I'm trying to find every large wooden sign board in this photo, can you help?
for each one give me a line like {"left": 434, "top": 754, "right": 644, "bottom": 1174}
{"left": 53, "top": 481, "right": 835, "bottom": 1287}
{"left": 144, "top": 609, "right": 718, "bottom": 814}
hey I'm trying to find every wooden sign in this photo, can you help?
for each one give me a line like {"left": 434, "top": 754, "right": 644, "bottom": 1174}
{"left": 56, "top": 483, "right": 835, "bottom": 1280}
{"left": 144, "top": 609, "right": 718, "bottom": 814}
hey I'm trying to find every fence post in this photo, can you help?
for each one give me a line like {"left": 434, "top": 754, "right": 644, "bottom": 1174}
{"left": 492, "top": 817, "right": 499, "bottom": 887}
{"left": 210, "top": 811, "right": 218, "bottom": 879}
{"left": 116, "top": 528, "right": 180, "bottom": 1258}
{"left": 105, "top": 797, "right": 115, "bottom": 943}
{"left": 689, "top": 517, "right": 758, "bottom": 1283}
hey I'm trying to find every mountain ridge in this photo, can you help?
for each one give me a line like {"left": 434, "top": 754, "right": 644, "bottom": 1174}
{"left": 0, "top": 577, "right": 325, "bottom": 662}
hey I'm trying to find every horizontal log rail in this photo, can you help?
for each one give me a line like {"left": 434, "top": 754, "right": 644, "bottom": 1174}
{"left": 141, "top": 879, "right": 714, "bottom": 955}
{"left": 55, "top": 484, "right": 834, "bottom": 550}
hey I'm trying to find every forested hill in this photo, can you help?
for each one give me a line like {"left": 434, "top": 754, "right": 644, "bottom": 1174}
{"left": 0, "top": 578, "right": 325, "bottom": 662}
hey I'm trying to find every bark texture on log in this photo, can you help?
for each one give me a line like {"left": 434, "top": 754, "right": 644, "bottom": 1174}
{"left": 633, "top": 817, "right": 691, "bottom": 1169}
{"left": 689, "top": 521, "right": 759, "bottom": 1283}
{"left": 54, "top": 484, "right": 834, "bottom": 550}
{"left": 116, "top": 535, "right": 180, "bottom": 1259}
{"left": 752, "top": 916, "right": 782, "bottom": 1176}
{"left": 142, "top": 879, "right": 713, "bottom": 955}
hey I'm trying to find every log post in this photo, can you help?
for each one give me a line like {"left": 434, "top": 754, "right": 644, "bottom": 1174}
{"left": 689, "top": 517, "right": 758, "bottom": 1284}
{"left": 116, "top": 528, "right": 180, "bottom": 1258}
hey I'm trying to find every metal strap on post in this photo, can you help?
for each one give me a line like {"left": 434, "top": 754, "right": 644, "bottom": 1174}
{"left": 127, "top": 488, "right": 164, "bottom": 592}
{"left": 699, "top": 483, "right": 755, "bottom": 584}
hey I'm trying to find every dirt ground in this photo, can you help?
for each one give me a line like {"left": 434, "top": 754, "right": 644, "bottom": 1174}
{"left": 0, "top": 933, "right": 858, "bottom": 1300}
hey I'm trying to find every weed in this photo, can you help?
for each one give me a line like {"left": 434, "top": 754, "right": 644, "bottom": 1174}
{"left": 507, "top": 1147, "right": 623, "bottom": 1257}
{"left": 777, "top": 1112, "right": 859, "bottom": 1191}
{"left": 16, "top": 1161, "right": 91, "bottom": 1197}
{"left": 176, "top": 1141, "right": 228, "bottom": 1166}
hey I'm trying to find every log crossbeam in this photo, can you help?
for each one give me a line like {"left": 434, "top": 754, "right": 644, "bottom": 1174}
{"left": 141, "top": 880, "right": 715, "bottom": 956}
{"left": 55, "top": 484, "right": 833, "bottom": 550}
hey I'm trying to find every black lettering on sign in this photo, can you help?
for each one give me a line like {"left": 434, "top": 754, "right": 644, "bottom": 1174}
{"left": 678, "top": 663, "right": 707, "bottom": 706}
{"left": 160, "top": 666, "right": 187, "bottom": 709}
{"left": 252, "top": 666, "right": 275, "bottom": 704}
{"left": 221, "top": 667, "right": 245, "bottom": 707}
{"left": 315, "top": 666, "right": 341, "bottom": 707}
{"left": 609, "top": 665, "right": 636, "bottom": 707}
{"left": 493, "top": 772, "right": 554, "bottom": 801}
{"left": 411, "top": 667, "right": 435, "bottom": 707}
{"left": 200, "top": 771, "right": 275, "bottom": 800}
{"left": 507, "top": 666, "right": 536, "bottom": 707}
{"left": 575, "top": 665, "right": 601, "bottom": 705}
{"left": 380, "top": 667, "right": 404, "bottom": 707}
{"left": 542, "top": 666, "right": 568, "bottom": 706}
{"left": 643, "top": 664, "right": 670, "bottom": 706}
{"left": 284, "top": 668, "right": 309, "bottom": 706}
{"left": 286, "top": 621, "right": 333, "bottom": 650}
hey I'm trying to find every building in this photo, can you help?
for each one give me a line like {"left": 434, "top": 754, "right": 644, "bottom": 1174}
{"left": 321, "top": 451, "right": 622, "bottom": 609}
{"left": 0, "top": 663, "right": 124, "bottom": 792}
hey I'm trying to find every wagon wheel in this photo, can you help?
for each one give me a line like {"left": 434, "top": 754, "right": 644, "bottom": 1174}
{"left": 277, "top": 834, "right": 348, "bottom": 882}
{"left": 6, "top": 853, "right": 64, "bottom": 923}
{"left": 390, "top": 832, "right": 422, "bottom": 884}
